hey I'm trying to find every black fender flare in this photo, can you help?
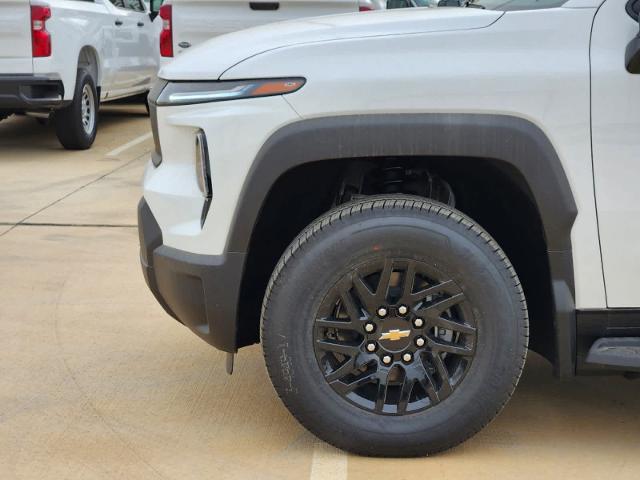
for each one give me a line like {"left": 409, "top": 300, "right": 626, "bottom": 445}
{"left": 227, "top": 113, "right": 578, "bottom": 375}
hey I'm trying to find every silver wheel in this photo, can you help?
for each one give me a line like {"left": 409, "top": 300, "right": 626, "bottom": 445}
{"left": 80, "top": 83, "right": 95, "bottom": 135}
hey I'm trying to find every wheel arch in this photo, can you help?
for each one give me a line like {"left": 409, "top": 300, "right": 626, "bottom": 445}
{"left": 228, "top": 114, "right": 578, "bottom": 376}
{"left": 77, "top": 46, "right": 101, "bottom": 93}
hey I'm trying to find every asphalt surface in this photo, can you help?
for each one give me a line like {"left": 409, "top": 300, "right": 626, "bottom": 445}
{"left": 1, "top": 107, "right": 639, "bottom": 479}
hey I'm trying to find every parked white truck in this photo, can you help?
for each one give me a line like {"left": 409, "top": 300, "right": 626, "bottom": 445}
{"left": 154, "top": 0, "right": 380, "bottom": 64}
{"left": 0, "top": 0, "right": 158, "bottom": 149}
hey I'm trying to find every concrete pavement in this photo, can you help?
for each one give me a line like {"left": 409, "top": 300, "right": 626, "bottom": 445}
{"left": 0, "top": 107, "right": 639, "bottom": 479}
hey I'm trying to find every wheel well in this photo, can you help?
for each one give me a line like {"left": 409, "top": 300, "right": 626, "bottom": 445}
{"left": 237, "top": 157, "right": 554, "bottom": 363}
{"left": 78, "top": 46, "right": 100, "bottom": 90}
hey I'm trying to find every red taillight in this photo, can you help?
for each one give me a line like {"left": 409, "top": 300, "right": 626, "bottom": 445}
{"left": 31, "top": 5, "right": 51, "bottom": 57}
{"left": 159, "top": 4, "right": 173, "bottom": 58}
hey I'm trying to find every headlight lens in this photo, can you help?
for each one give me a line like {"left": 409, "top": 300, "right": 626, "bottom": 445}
{"left": 156, "top": 78, "right": 306, "bottom": 106}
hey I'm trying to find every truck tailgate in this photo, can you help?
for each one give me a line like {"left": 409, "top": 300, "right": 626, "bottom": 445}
{"left": 171, "top": 0, "right": 358, "bottom": 57}
{"left": 0, "top": 0, "right": 33, "bottom": 74}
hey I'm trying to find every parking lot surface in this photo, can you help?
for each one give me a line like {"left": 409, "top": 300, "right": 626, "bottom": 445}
{"left": 1, "top": 109, "right": 639, "bottom": 480}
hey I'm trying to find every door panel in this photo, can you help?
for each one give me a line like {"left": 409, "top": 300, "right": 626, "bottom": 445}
{"left": 591, "top": 0, "right": 640, "bottom": 306}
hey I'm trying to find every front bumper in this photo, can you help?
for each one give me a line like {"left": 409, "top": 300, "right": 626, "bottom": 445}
{"left": 0, "top": 74, "right": 66, "bottom": 110}
{"left": 138, "top": 198, "right": 245, "bottom": 353}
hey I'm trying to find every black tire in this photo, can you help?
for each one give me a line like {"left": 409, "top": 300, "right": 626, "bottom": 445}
{"left": 54, "top": 68, "right": 98, "bottom": 150}
{"left": 261, "top": 195, "right": 528, "bottom": 457}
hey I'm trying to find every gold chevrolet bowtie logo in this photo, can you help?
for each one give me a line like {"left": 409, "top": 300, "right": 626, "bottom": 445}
{"left": 379, "top": 329, "right": 411, "bottom": 342}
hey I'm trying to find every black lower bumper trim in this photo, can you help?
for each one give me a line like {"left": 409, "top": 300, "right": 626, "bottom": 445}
{"left": 138, "top": 198, "right": 245, "bottom": 353}
{"left": 0, "top": 74, "right": 65, "bottom": 110}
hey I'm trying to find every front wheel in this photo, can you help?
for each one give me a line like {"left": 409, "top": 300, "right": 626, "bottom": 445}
{"left": 54, "top": 68, "right": 98, "bottom": 150}
{"left": 261, "top": 195, "right": 529, "bottom": 457}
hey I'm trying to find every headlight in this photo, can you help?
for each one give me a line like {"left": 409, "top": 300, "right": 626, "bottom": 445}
{"left": 156, "top": 78, "right": 306, "bottom": 106}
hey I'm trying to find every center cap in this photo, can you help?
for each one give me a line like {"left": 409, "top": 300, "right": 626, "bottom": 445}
{"left": 377, "top": 317, "right": 412, "bottom": 352}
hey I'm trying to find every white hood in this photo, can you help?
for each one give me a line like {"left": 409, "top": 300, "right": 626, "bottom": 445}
{"left": 160, "top": 8, "right": 503, "bottom": 81}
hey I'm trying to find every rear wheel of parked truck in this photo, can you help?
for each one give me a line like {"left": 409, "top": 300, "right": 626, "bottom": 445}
{"left": 261, "top": 195, "right": 529, "bottom": 457}
{"left": 54, "top": 69, "right": 98, "bottom": 150}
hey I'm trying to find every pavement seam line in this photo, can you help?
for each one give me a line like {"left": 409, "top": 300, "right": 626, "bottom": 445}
{"left": 0, "top": 222, "right": 137, "bottom": 228}
{"left": 0, "top": 151, "right": 148, "bottom": 238}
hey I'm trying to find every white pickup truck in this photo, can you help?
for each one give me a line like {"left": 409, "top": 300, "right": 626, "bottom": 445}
{"left": 154, "top": 0, "right": 381, "bottom": 65}
{"left": 140, "top": 0, "right": 640, "bottom": 458}
{"left": 0, "top": 0, "right": 158, "bottom": 150}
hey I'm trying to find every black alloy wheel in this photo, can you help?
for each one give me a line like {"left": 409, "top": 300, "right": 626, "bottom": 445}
{"left": 314, "top": 257, "right": 476, "bottom": 415}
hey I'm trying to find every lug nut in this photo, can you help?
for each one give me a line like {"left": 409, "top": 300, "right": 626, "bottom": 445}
{"left": 366, "top": 342, "right": 377, "bottom": 352}
{"left": 364, "top": 322, "right": 376, "bottom": 333}
{"left": 398, "top": 305, "right": 408, "bottom": 316}
{"left": 402, "top": 352, "right": 413, "bottom": 363}
{"left": 413, "top": 318, "right": 424, "bottom": 328}
{"left": 377, "top": 307, "right": 388, "bottom": 318}
{"left": 382, "top": 355, "right": 392, "bottom": 365}
{"left": 415, "top": 337, "right": 425, "bottom": 347}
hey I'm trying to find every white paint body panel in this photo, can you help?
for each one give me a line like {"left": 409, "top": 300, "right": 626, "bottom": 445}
{"left": 146, "top": 1, "right": 638, "bottom": 311}
{"left": 0, "top": 0, "right": 158, "bottom": 102}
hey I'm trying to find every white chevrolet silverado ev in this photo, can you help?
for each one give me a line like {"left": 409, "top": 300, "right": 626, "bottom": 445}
{"left": 138, "top": 0, "right": 640, "bottom": 457}
{"left": 0, "top": 0, "right": 158, "bottom": 149}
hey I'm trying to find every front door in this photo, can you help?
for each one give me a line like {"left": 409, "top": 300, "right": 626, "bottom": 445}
{"left": 591, "top": 0, "right": 640, "bottom": 307}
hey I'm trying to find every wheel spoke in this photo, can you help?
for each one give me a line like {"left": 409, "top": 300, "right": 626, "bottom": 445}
{"left": 431, "top": 316, "right": 476, "bottom": 335}
{"left": 340, "top": 289, "right": 365, "bottom": 322}
{"left": 402, "top": 260, "right": 417, "bottom": 299}
{"left": 418, "top": 292, "right": 465, "bottom": 316}
{"left": 431, "top": 354, "right": 453, "bottom": 398}
{"left": 315, "top": 317, "right": 356, "bottom": 331}
{"left": 415, "top": 361, "right": 440, "bottom": 405}
{"left": 374, "top": 258, "right": 394, "bottom": 303}
{"left": 325, "top": 357, "right": 358, "bottom": 383}
{"left": 396, "top": 375, "right": 415, "bottom": 414}
{"left": 429, "top": 337, "right": 474, "bottom": 357}
{"left": 330, "top": 372, "right": 377, "bottom": 395}
{"left": 316, "top": 339, "right": 360, "bottom": 356}
{"left": 352, "top": 273, "right": 376, "bottom": 311}
{"left": 374, "top": 368, "right": 391, "bottom": 413}
{"left": 410, "top": 280, "right": 460, "bottom": 303}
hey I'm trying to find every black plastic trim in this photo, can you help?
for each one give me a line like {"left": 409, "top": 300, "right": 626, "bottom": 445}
{"left": 226, "top": 113, "right": 578, "bottom": 374}
{"left": 577, "top": 309, "right": 640, "bottom": 374}
{"left": 585, "top": 337, "right": 640, "bottom": 372}
{"left": 138, "top": 198, "right": 245, "bottom": 353}
{"left": 0, "top": 74, "right": 66, "bottom": 110}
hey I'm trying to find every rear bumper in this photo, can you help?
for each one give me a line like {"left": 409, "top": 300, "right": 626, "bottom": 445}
{"left": 138, "top": 198, "right": 245, "bottom": 353}
{"left": 0, "top": 74, "right": 66, "bottom": 110}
